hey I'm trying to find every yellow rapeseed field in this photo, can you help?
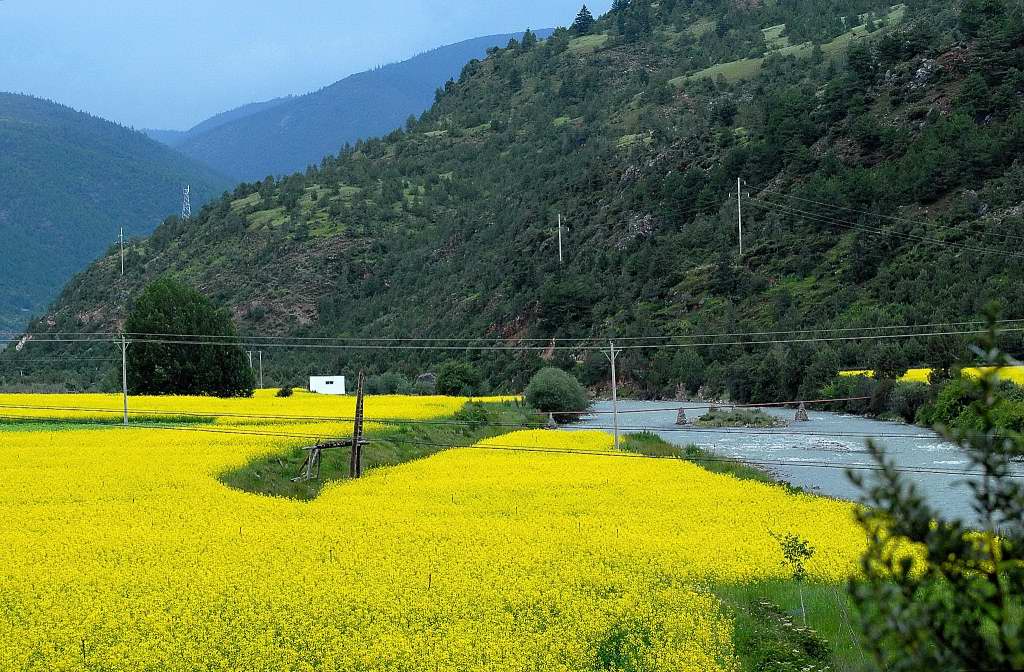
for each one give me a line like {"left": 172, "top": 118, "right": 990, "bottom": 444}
{"left": 0, "top": 395, "right": 866, "bottom": 671}
{"left": 841, "top": 365, "right": 1024, "bottom": 384}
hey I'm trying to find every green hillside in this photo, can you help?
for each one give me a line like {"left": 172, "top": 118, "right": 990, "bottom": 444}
{"left": 0, "top": 94, "right": 231, "bottom": 333}
{"left": 5, "top": 0, "right": 1024, "bottom": 400}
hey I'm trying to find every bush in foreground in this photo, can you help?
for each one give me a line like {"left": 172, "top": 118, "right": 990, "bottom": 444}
{"left": 525, "top": 367, "right": 588, "bottom": 420}
{"left": 851, "top": 319, "right": 1024, "bottom": 670}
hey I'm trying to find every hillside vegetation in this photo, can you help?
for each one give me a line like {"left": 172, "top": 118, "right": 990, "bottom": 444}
{"left": 5, "top": 0, "right": 1024, "bottom": 399}
{"left": 163, "top": 32, "right": 552, "bottom": 181}
{"left": 0, "top": 94, "right": 230, "bottom": 334}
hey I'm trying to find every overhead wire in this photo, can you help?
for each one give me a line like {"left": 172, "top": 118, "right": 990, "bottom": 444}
{"left": 749, "top": 197, "right": 1024, "bottom": 260}
{"left": 6, "top": 326, "right": 1024, "bottom": 351}
{"left": 747, "top": 182, "right": 1024, "bottom": 243}
{"left": 1, "top": 413, "right": 1017, "bottom": 480}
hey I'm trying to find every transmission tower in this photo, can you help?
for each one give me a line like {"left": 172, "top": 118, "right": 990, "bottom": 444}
{"left": 181, "top": 185, "right": 192, "bottom": 220}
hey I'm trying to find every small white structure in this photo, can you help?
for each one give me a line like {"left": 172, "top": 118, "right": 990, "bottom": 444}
{"left": 310, "top": 376, "right": 346, "bottom": 395}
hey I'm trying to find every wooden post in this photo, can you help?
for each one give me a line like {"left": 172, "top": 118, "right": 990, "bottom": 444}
{"left": 350, "top": 371, "right": 366, "bottom": 478}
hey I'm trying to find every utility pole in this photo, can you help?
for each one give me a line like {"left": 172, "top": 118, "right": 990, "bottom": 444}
{"left": 119, "top": 335, "right": 130, "bottom": 426}
{"left": 350, "top": 372, "right": 366, "bottom": 478}
{"left": 558, "top": 214, "right": 564, "bottom": 265}
{"left": 605, "top": 341, "right": 621, "bottom": 450}
{"left": 736, "top": 177, "right": 744, "bottom": 258}
{"left": 119, "top": 227, "right": 124, "bottom": 276}
{"left": 258, "top": 351, "right": 264, "bottom": 389}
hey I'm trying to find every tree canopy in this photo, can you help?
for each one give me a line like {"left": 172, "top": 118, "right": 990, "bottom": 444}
{"left": 124, "top": 278, "right": 254, "bottom": 397}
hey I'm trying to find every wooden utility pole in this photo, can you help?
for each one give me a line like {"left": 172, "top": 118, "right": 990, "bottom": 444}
{"left": 350, "top": 371, "right": 366, "bottom": 478}
{"left": 292, "top": 374, "right": 369, "bottom": 483}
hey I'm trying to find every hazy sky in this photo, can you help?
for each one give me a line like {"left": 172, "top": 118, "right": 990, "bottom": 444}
{"left": 0, "top": 1, "right": 611, "bottom": 130}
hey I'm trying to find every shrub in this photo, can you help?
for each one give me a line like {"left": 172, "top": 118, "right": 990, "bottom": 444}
{"left": 525, "top": 367, "right": 589, "bottom": 420}
{"left": 276, "top": 386, "right": 294, "bottom": 398}
{"left": 367, "top": 372, "right": 413, "bottom": 395}
{"left": 887, "top": 382, "right": 930, "bottom": 423}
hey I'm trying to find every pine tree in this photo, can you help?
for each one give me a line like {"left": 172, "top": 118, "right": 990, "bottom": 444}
{"left": 571, "top": 4, "right": 595, "bottom": 34}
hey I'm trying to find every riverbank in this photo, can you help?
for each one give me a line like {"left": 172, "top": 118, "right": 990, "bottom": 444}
{"left": 567, "top": 399, "right": 1022, "bottom": 522}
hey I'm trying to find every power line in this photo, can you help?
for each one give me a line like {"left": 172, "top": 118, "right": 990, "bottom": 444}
{"left": 9, "top": 321, "right": 1024, "bottom": 343}
{"left": 7, "top": 327, "right": 1024, "bottom": 351}
{"left": 0, "top": 400, "right": 974, "bottom": 441}
{"left": 750, "top": 198, "right": 1024, "bottom": 260}
{"left": 748, "top": 183, "right": 1024, "bottom": 243}
{"left": 1, "top": 414, "right": 1015, "bottom": 479}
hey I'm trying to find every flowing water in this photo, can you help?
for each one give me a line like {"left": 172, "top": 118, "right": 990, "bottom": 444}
{"left": 567, "top": 400, "right": 1023, "bottom": 522}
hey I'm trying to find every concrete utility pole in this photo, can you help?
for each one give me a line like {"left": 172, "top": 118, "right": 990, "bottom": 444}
{"left": 736, "top": 177, "right": 744, "bottom": 258}
{"left": 605, "top": 341, "right": 621, "bottom": 451}
{"left": 119, "top": 228, "right": 124, "bottom": 276}
{"left": 258, "top": 351, "right": 264, "bottom": 389}
{"left": 558, "top": 214, "right": 564, "bottom": 265}
{"left": 119, "top": 336, "right": 130, "bottom": 426}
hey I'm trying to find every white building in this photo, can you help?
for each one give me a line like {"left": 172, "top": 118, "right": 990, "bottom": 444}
{"left": 309, "top": 376, "right": 346, "bottom": 395}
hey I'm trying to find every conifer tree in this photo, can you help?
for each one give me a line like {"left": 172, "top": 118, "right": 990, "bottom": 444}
{"left": 571, "top": 4, "right": 596, "bottom": 34}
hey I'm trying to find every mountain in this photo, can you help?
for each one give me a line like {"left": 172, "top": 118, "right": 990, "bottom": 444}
{"left": 0, "top": 93, "right": 231, "bottom": 334}
{"left": 7, "top": 1, "right": 1024, "bottom": 399}
{"left": 143, "top": 97, "right": 293, "bottom": 147}
{"left": 164, "top": 31, "right": 553, "bottom": 181}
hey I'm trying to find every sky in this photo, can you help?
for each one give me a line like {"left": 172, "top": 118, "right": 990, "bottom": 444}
{"left": 0, "top": 1, "right": 611, "bottom": 131}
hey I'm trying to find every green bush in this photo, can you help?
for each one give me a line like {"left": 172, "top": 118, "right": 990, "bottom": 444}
{"left": 436, "top": 361, "right": 482, "bottom": 396}
{"left": 367, "top": 372, "right": 413, "bottom": 395}
{"left": 887, "top": 382, "right": 931, "bottom": 423}
{"left": 125, "top": 277, "right": 254, "bottom": 397}
{"left": 524, "top": 367, "right": 588, "bottom": 420}
{"left": 275, "top": 386, "right": 294, "bottom": 398}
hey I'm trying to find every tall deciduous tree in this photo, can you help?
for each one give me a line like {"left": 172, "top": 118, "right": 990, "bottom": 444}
{"left": 125, "top": 277, "right": 254, "bottom": 397}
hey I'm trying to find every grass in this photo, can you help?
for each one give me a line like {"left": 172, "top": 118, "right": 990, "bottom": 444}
{"left": 677, "top": 5, "right": 907, "bottom": 84}
{"left": 672, "top": 58, "right": 764, "bottom": 85}
{"left": 686, "top": 17, "right": 716, "bottom": 38}
{"left": 230, "top": 193, "right": 261, "bottom": 211}
{"left": 693, "top": 408, "right": 787, "bottom": 428}
{"left": 567, "top": 34, "right": 609, "bottom": 53}
{"left": 247, "top": 207, "right": 288, "bottom": 230}
{"left": 621, "top": 431, "right": 777, "bottom": 484}
{"left": 218, "top": 401, "right": 544, "bottom": 500}
{"left": 616, "top": 132, "right": 652, "bottom": 149}
{"left": 762, "top": 24, "right": 790, "bottom": 51}
{"left": 720, "top": 581, "right": 869, "bottom": 672}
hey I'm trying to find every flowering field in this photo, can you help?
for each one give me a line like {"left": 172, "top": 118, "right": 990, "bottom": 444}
{"left": 0, "top": 395, "right": 866, "bottom": 671}
{"left": 841, "top": 365, "right": 1024, "bottom": 384}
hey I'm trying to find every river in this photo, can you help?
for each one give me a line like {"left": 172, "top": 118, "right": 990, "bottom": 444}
{"left": 566, "top": 400, "right": 1023, "bottom": 522}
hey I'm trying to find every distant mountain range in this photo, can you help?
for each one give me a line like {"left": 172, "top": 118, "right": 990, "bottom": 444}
{"left": 144, "top": 97, "right": 293, "bottom": 147}
{"left": 144, "top": 31, "right": 553, "bottom": 181}
{"left": 0, "top": 93, "right": 230, "bottom": 333}
{"left": 15, "top": 0, "right": 1024, "bottom": 397}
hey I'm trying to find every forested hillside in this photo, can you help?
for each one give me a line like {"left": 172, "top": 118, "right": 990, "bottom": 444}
{"left": 143, "top": 97, "right": 293, "bottom": 147}
{"left": 0, "top": 94, "right": 230, "bottom": 334}
{"left": 6, "top": 0, "right": 1024, "bottom": 398}
{"left": 164, "top": 31, "right": 553, "bottom": 181}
